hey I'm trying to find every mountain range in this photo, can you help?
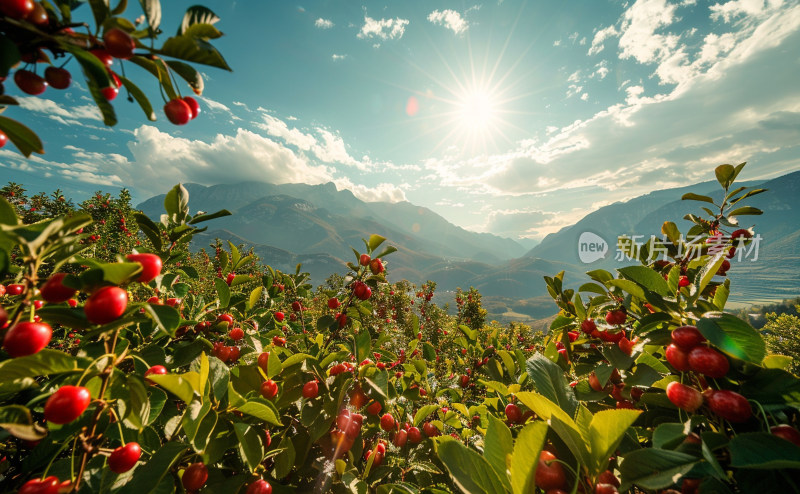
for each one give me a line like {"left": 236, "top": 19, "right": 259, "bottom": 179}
{"left": 138, "top": 169, "right": 800, "bottom": 322}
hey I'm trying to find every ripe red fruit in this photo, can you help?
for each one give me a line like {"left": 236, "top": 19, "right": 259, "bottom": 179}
{"left": 17, "top": 476, "right": 59, "bottom": 494}
{"left": 44, "top": 66, "right": 71, "bottom": 90}
{"left": 44, "top": 385, "right": 91, "bottom": 424}
{"left": 666, "top": 382, "right": 703, "bottom": 412}
{"left": 393, "top": 428, "right": 407, "bottom": 446}
{"left": 274, "top": 311, "right": 285, "bottom": 322}
{"left": 227, "top": 345, "right": 240, "bottom": 362}
{"left": 369, "top": 258, "right": 384, "bottom": 275}
{"left": 366, "top": 401, "right": 382, "bottom": 416}
{"left": 0, "top": 0, "right": 34, "bottom": 19}
{"left": 84, "top": 286, "right": 127, "bottom": 324}
{"left": 246, "top": 479, "right": 272, "bottom": 494}
{"left": 459, "top": 374, "right": 469, "bottom": 388}
{"left": 182, "top": 462, "right": 208, "bottom": 491}
{"left": 408, "top": 426, "right": 422, "bottom": 443}
{"left": 108, "top": 442, "right": 141, "bottom": 473}
{"left": 327, "top": 297, "right": 340, "bottom": 309}
{"left": 25, "top": 2, "right": 48, "bottom": 26}
{"left": 505, "top": 403, "right": 522, "bottom": 423}
{"left": 688, "top": 346, "right": 729, "bottom": 378}
{"left": 595, "top": 484, "right": 619, "bottom": 494}
{"left": 291, "top": 301, "right": 302, "bottom": 312}
{"left": 598, "top": 470, "right": 620, "bottom": 487}
{"left": 182, "top": 96, "right": 200, "bottom": 119}
{"left": 164, "top": 99, "right": 192, "bottom": 125}
{"left": 260, "top": 379, "right": 278, "bottom": 400}
{"left": 580, "top": 319, "right": 597, "bottom": 334}
{"left": 302, "top": 380, "right": 319, "bottom": 399}
{"left": 264, "top": 430, "right": 272, "bottom": 448}
{"left": 144, "top": 365, "right": 167, "bottom": 383}
{"left": 380, "top": 413, "right": 395, "bottom": 431}
{"left": 3, "top": 321, "right": 51, "bottom": 357}
{"left": 6, "top": 283, "right": 24, "bottom": 295}
{"left": 359, "top": 254, "right": 371, "bottom": 266}
{"left": 605, "top": 309, "right": 627, "bottom": 326}
{"left": 218, "top": 313, "right": 234, "bottom": 324}
{"left": 215, "top": 345, "right": 231, "bottom": 362}
{"left": 258, "top": 352, "right": 270, "bottom": 373}
{"left": 730, "top": 229, "right": 752, "bottom": 241}
{"left": 14, "top": 70, "right": 47, "bottom": 95}
{"left": 704, "top": 389, "right": 751, "bottom": 422}
{"left": 89, "top": 49, "right": 113, "bottom": 66}
{"left": 229, "top": 327, "right": 244, "bottom": 340}
{"left": 588, "top": 372, "right": 607, "bottom": 392}
{"left": 717, "top": 259, "right": 731, "bottom": 275}
{"left": 0, "top": 130, "right": 6, "bottom": 149}
{"left": 535, "top": 450, "right": 567, "bottom": 490}
{"left": 226, "top": 272, "right": 235, "bottom": 285}
{"left": 40, "top": 273, "right": 77, "bottom": 303}
{"left": 665, "top": 344, "right": 692, "bottom": 371}
{"left": 126, "top": 253, "right": 162, "bottom": 283}
{"left": 353, "top": 282, "right": 371, "bottom": 300}
{"left": 671, "top": 326, "right": 705, "bottom": 350}
{"left": 678, "top": 275, "right": 691, "bottom": 288}
{"left": 165, "top": 297, "right": 181, "bottom": 307}
{"left": 422, "top": 421, "right": 439, "bottom": 437}
{"left": 104, "top": 28, "right": 135, "bottom": 59}
{"left": 618, "top": 337, "right": 634, "bottom": 356}
{"left": 770, "top": 424, "right": 800, "bottom": 447}
{"left": 272, "top": 336, "right": 286, "bottom": 347}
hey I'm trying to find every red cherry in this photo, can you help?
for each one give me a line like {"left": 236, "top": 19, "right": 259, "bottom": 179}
{"left": 535, "top": 450, "right": 567, "bottom": 490}
{"left": 89, "top": 49, "right": 114, "bottom": 67}
{"left": 264, "top": 429, "right": 272, "bottom": 448}
{"left": 580, "top": 319, "right": 597, "bottom": 334}
{"left": 6, "top": 283, "right": 25, "bottom": 296}
{"left": 730, "top": 229, "right": 752, "bottom": 241}
{"left": 350, "top": 387, "right": 368, "bottom": 408}
{"left": 678, "top": 276, "right": 691, "bottom": 287}
{"left": 182, "top": 96, "right": 200, "bottom": 119}
{"left": 704, "top": 389, "right": 751, "bottom": 422}
{"left": 217, "top": 313, "right": 233, "bottom": 324}
{"left": 0, "top": 0, "right": 34, "bottom": 19}
{"left": 67, "top": 298, "right": 78, "bottom": 307}
{"left": 24, "top": 2, "right": 48, "bottom": 26}
{"left": 104, "top": 28, "right": 135, "bottom": 59}
{"left": 246, "top": 479, "right": 272, "bottom": 494}
{"left": 260, "top": 379, "right": 278, "bottom": 400}
{"left": 0, "top": 130, "right": 6, "bottom": 148}
{"left": 665, "top": 344, "right": 692, "bottom": 372}
{"left": 393, "top": 428, "right": 407, "bottom": 446}
{"left": 366, "top": 401, "right": 382, "bottom": 416}
{"left": 588, "top": 372, "right": 607, "bottom": 392}
{"left": 605, "top": 309, "right": 627, "bottom": 325}
{"left": 44, "top": 385, "right": 91, "bottom": 424}
{"left": 770, "top": 424, "right": 800, "bottom": 447}
{"left": 17, "top": 476, "right": 59, "bottom": 494}
{"left": 229, "top": 327, "right": 244, "bottom": 341}
{"left": 408, "top": 426, "right": 422, "bottom": 443}
{"left": 165, "top": 298, "right": 180, "bottom": 307}
{"left": 164, "top": 99, "right": 192, "bottom": 125}
{"left": 101, "top": 84, "right": 119, "bottom": 101}
{"left": 291, "top": 301, "right": 302, "bottom": 312}
{"left": 40, "top": 273, "right": 76, "bottom": 303}
{"left": 182, "top": 462, "right": 208, "bottom": 491}
{"left": 459, "top": 374, "right": 469, "bottom": 388}
{"left": 688, "top": 346, "right": 729, "bottom": 378}
{"left": 598, "top": 470, "right": 620, "bottom": 487}
{"left": 422, "top": 421, "right": 439, "bottom": 437}
{"left": 14, "top": 70, "right": 47, "bottom": 95}
{"left": 666, "top": 382, "right": 703, "bottom": 412}
{"left": 3, "top": 321, "right": 51, "bottom": 357}
{"left": 380, "top": 413, "right": 395, "bottom": 431}
{"left": 84, "top": 286, "right": 127, "bottom": 324}
{"left": 505, "top": 403, "right": 522, "bottom": 423}
{"left": 302, "top": 380, "right": 318, "bottom": 399}
{"left": 595, "top": 484, "right": 619, "bottom": 494}
{"left": 215, "top": 345, "right": 231, "bottom": 362}
{"left": 126, "top": 253, "right": 162, "bottom": 283}
{"left": 274, "top": 311, "right": 285, "bottom": 322}
{"left": 359, "top": 254, "right": 371, "bottom": 266}
{"left": 369, "top": 258, "right": 384, "bottom": 275}
{"left": 108, "top": 442, "right": 141, "bottom": 473}
{"left": 272, "top": 336, "right": 286, "bottom": 347}
{"left": 144, "top": 365, "right": 167, "bottom": 384}
{"left": 327, "top": 297, "right": 340, "bottom": 309}
{"left": 353, "top": 282, "right": 371, "bottom": 300}
{"left": 226, "top": 272, "right": 235, "bottom": 285}
{"left": 618, "top": 337, "right": 634, "bottom": 355}
{"left": 671, "top": 326, "right": 705, "bottom": 350}
{"left": 44, "top": 67, "right": 71, "bottom": 90}
{"left": 257, "top": 352, "right": 270, "bottom": 373}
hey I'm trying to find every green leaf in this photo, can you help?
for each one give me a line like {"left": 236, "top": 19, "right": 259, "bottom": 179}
{"left": 138, "top": 0, "right": 162, "bottom": 31}
{"left": 133, "top": 213, "right": 163, "bottom": 250}
{"left": 88, "top": 0, "right": 110, "bottom": 34}
{"left": 515, "top": 392, "right": 591, "bottom": 467}
{"left": 681, "top": 193, "right": 716, "bottom": 205}
{"left": 525, "top": 354, "right": 578, "bottom": 416}
{"left": 247, "top": 286, "right": 263, "bottom": 310}
{"left": 620, "top": 449, "right": 698, "bottom": 490}
{"left": 233, "top": 422, "right": 264, "bottom": 472}
{"left": 509, "top": 421, "right": 549, "bottom": 494}
{"left": 119, "top": 75, "right": 157, "bottom": 120}
{"left": 0, "top": 34, "right": 21, "bottom": 77}
{"left": 587, "top": 409, "right": 641, "bottom": 475}
{"left": 166, "top": 60, "right": 204, "bottom": 95}
{"left": 354, "top": 329, "right": 371, "bottom": 363}
{"left": 164, "top": 183, "right": 190, "bottom": 223}
{"left": 159, "top": 29, "right": 232, "bottom": 70}
{"left": 117, "top": 442, "right": 188, "bottom": 494}
{"left": 0, "top": 196, "right": 18, "bottom": 226}
{"left": 696, "top": 312, "right": 766, "bottom": 364}
{"left": 728, "top": 206, "right": 762, "bottom": 216}
{"left": 0, "top": 116, "right": 44, "bottom": 157}
{"left": 0, "top": 405, "right": 47, "bottom": 441}
{"left": 414, "top": 405, "right": 439, "bottom": 426}
{"left": 188, "top": 209, "right": 232, "bottom": 224}
{"left": 146, "top": 373, "right": 197, "bottom": 403}
{"left": 607, "top": 279, "right": 646, "bottom": 300}
{"left": 36, "top": 306, "right": 90, "bottom": 330}
{"left": 144, "top": 304, "right": 181, "bottom": 336}
{"left": 273, "top": 434, "right": 296, "bottom": 479}
{"left": 485, "top": 415, "right": 513, "bottom": 493}
{"left": 237, "top": 401, "right": 282, "bottom": 426}
{"left": 0, "top": 349, "right": 81, "bottom": 381}
{"left": 438, "top": 440, "right": 509, "bottom": 494}
{"left": 729, "top": 432, "right": 800, "bottom": 469}
{"left": 367, "top": 234, "right": 386, "bottom": 252}
{"left": 715, "top": 164, "right": 737, "bottom": 189}
{"left": 63, "top": 45, "right": 116, "bottom": 126}
{"left": 178, "top": 5, "right": 220, "bottom": 35}
{"left": 617, "top": 266, "right": 670, "bottom": 296}
{"left": 214, "top": 278, "right": 230, "bottom": 307}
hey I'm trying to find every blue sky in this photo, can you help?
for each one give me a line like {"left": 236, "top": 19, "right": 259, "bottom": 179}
{"left": 2, "top": 0, "right": 799, "bottom": 246}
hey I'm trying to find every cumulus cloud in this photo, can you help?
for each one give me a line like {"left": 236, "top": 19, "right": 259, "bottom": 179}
{"left": 315, "top": 18, "right": 333, "bottom": 29}
{"left": 428, "top": 9, "right": 469, "bottom": 34}
{"left": 588, "top": 25, "right": 619, "bottom": 55}
{"left": 357, "top": 15, "right": 409, "bottom": 42}
{"left": 333, "top": 177, "right": 407, "bottom": 203}
{"left": 17, "top": 97, "right": 101, "bottom": 121}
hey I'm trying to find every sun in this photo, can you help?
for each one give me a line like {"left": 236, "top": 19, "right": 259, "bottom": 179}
{"left": 457, "top": 88, "right": 497, "bottom": 131}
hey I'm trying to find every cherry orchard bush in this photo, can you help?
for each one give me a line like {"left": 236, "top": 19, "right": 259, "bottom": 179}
{"left": 0, "top": 0, "right": 230, "bottom": 155}
{"left": 0, "top": 164, "right": 799, "bottom": 494}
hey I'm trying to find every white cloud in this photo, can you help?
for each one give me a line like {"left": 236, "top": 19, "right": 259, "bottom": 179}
{"left": 358, "top": 15, "right": 409, "bottom": 42}
{"left": 581, "top": 93, "right": 590, "bottom": 101}
{"left": 257, "top": 114, "right": 317, "bottom": 151}
{"left": 428, "top": 9, "right": 469, "bottom": 34}
{"left": 618, "top": 0, "right": 680, "bottom": 64}
{"left": 332, "top": 54, "right": 347, "bottom": 61}
{"left": 589, "top": 25, "right": 620, "bottom": 55}
{"left": 17, "top": 97, "right": 101, "bottom": 121}
{"left": 711, "top": 0, "right": 784, "bottom": 23}
{"left": 315, "top": 18, "right": 334, "bottom": 29}
{"left": 332, "top": 178, "right": 407, "bottom": 203}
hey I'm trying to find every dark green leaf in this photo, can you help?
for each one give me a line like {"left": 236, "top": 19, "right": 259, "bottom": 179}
{"left": 729, "top": 432, "right": 800, "bottom": 469}
{"left": 484, "top": 415, "right": 513, "bottom": 492}
{"left": 0, "top": 116, "right": 44, "bottom": 157}
{"left": 696, "top": 312, "right": 765, "bottom": 364}
{"left": 438, "top": 440, "right": 508, "bottom": 494}
{"left": 233, "top": 422, "right": 264, "bottom": 472}
{"left": 617, "top": 266, "right": 670, "bottom": 296}
{"left": 620, "top": 449, "right": 698, "bottom": 490}
{"left": 525, "top": 354, "right": 578, "bottom": 416}
{"left": 681, "top": 193, "right": 716, "bottom": 205}
{"left": 117, "top": 442, "right": 188, "bottom": 494}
